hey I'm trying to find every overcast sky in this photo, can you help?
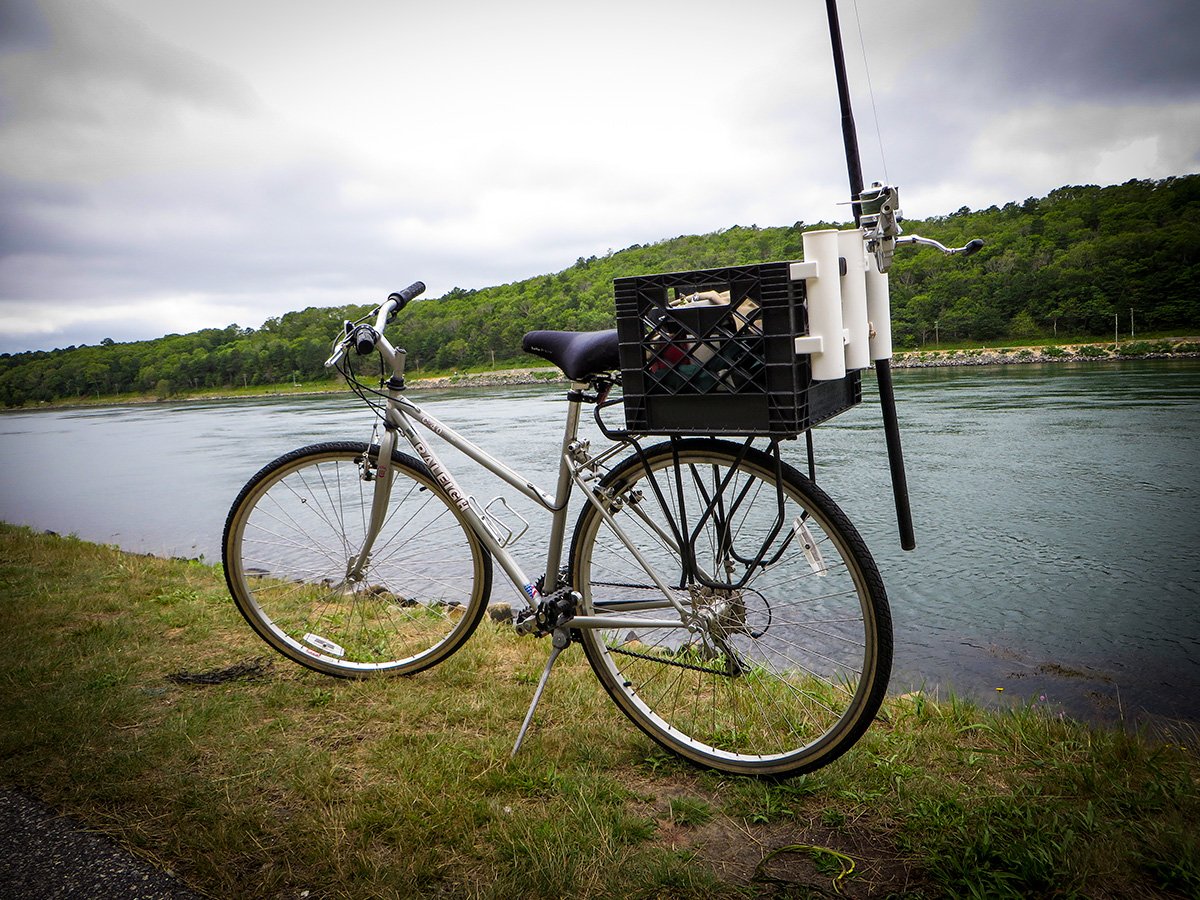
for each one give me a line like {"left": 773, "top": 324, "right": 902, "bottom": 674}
{"left": 1, "top": 0, "right": 1197, "bottom": 354}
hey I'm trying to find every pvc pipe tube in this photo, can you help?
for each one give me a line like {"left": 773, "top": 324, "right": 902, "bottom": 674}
{"left": 799, "top": 229, "right": 846, "bottom": 381}
{"left": 865, "top": 249, "right": 893, "bottom": 360}
{"left": 838, "top": 229, "right": 870, "bottom": 371}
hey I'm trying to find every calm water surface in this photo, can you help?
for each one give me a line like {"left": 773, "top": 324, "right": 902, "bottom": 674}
{"left": 3, "top": 360, "right": 1197, "bottom": 723}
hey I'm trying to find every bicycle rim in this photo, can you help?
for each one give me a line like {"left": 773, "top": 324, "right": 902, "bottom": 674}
{"left": 570, "top": 439, "right": 891, "bottom": 776}
{"left": 223, "top": 441, "right": 490, "bottom": 677}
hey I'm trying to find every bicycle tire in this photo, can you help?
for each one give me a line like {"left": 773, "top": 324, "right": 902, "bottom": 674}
{"left": 569, "top": 438, "right": 891, "bottom": 776}
{"left": 223, "top": 441, "right": 492, "bottom": 677}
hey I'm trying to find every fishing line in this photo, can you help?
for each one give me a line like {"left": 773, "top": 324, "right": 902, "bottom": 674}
{"left": 852, "top": 0, "right": 890, "bottom": 184}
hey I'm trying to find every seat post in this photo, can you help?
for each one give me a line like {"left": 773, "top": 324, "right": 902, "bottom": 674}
{"left": 540, "top": 384, "right": 586, "bottom": 593}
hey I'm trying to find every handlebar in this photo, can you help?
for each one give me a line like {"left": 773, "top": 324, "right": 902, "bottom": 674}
{"left": 324, "top": 281, "right": 427, "bottom": 368}
{"left": 895, "top": 235, "right": 984, "bottom": 257}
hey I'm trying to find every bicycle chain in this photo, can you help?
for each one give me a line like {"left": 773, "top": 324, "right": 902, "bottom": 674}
{"left": 588, "top": 585, "right": 729, "bottom": 676}
{"left": 592, "top": 580, "right": 743, "bottom": 676}
{"left": 608, "top": 643, "right": 738, "bottom": 677}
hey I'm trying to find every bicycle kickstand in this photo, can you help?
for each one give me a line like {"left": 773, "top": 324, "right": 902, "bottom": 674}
{"left": 511, "top": 627, "right": 571, "bottom": 757}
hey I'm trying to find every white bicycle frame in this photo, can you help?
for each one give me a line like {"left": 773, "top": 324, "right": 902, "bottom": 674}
{"left": 329, "top": 300, "right": 691, "bottom": 635}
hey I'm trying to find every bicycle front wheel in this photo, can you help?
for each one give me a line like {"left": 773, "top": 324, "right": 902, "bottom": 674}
{"left": 569, "top": 438, "right": 891, "bottom": 777}
{"left": 223, "top": 441, "right": 491, "bottom": 677}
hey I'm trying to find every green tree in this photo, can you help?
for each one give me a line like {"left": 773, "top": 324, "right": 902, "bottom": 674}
{"left": 2, "top": 176, "right": 1199, "bottom": 406}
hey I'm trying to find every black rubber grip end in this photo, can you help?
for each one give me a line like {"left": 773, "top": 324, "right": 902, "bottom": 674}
{"left": 388, "top": 281, "right": 426, "bottom": 310}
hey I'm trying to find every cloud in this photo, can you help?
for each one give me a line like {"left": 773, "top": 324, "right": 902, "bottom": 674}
{"left": 0, "top": 0, "right": 51, "bottom": 54}
{"left": 0, "top": 0, "right": 849, "bottom": 351}
{"left": 970, "top": 0, "right": 1200, "bottom": 102}
{"left": 845, "top": 0, "right": 1200, "bottom": 215}
{"left": 969, "top": 102, "right": 1200, "bottom": 193}
{"left": 1, "top": 0, "right": 1198, "bottom": 353}
{"left": 0, "top": 0, "right": 261, "bottom": 183}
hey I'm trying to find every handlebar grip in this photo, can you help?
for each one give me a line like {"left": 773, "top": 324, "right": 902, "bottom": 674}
{"left": 960, "top": 239, "right": 985, "bottom": 257}
{"left": 387, "top": 281, "right": 426, "bottom": 311}
{"left": 354, "top": 326, "right": 377, "bottom": 356}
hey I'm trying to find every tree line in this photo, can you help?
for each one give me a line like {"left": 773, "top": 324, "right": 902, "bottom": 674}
{"left": 2, "top": 175, "right": 1197, "bottom": 406}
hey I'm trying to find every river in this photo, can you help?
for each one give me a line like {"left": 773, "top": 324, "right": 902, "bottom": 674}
{"left": 3, "top": 359, "right": 1198, "bottom": 724}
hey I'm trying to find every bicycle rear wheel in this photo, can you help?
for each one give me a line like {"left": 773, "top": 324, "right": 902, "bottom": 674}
{"left": 223, "top": 441, "right": 491, "bottom": 677}
{"left": 569, "top": 438, "right": 891, "bottom": 777}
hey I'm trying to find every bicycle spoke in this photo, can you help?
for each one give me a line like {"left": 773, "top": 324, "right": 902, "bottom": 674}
{"left": 573, "top": 440, "right": 891, "bottom": 775}
{"left": 225, "top": 444, "right": 490, "bottom": 676}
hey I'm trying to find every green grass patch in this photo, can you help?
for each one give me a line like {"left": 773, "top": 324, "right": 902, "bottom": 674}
{"left": 1, "top": 525, "right": 1197, "bottom": 898}
{"left": 1120, "top": 340, "right": 1176, "bottom": 357}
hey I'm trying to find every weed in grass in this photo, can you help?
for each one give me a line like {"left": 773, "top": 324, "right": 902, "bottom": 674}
{"left": 639, "top": 747, "right": 681, "bottom": 776}
{"left": 492, "top": 796, "right": 674, "bottom": 898}
{"left": 307, "top": 687, "right": 335, "bottom": 708}
{"left": 85, "top": 669, "right": 131, "bottom": 691}
{"left": 634, "top": 850, "right": 724, "bottom": 900}
{"left": 820, "top": 808, "right": 847, "bottom": 829}
{"left": 152, "top": 588, "right": 199, "bottom": 605}
{"left": 1136, "top": 817, "right": 1200, "bottom": 896}
{"left": 667, "top": 796, "right": 713, "bottom": 827}
{"left": 723, "top": 773, "right": 823, "bottom": 825}
{"left": 901, "top": 794, "right": 1083, "bottom": 898}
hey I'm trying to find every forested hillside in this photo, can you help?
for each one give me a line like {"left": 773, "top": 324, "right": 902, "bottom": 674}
{"left": 2, "top": 176, "right": 1198, "bottom": 406}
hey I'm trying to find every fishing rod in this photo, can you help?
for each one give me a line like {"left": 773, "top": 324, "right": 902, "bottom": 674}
{"left": 824, "top": 0, "right": 917, "bottom": 551}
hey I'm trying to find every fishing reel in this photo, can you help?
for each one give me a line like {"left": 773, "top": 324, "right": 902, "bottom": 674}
{"left": 859, "top": 183, "right": 984, "bottom": 273}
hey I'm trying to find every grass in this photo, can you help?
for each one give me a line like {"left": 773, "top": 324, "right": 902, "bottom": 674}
{"left": 2, "top": 524, "right": 1198, "bottom": 898}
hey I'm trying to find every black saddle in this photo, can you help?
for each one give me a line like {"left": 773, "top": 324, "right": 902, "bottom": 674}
{"left": 522, "top": 329, "right": 620, "bottom": 381}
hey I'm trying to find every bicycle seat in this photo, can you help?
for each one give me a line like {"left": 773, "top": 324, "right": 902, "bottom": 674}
{"left": 522, "top": 329, "right": 620, "bottom": 381}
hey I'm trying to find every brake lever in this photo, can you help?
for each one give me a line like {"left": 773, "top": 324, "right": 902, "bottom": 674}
{"left": 324, "top": 341, "right": 349, "bottom": 369}
{"left": 324, "top": 320, "right": 354, "bottom": 368}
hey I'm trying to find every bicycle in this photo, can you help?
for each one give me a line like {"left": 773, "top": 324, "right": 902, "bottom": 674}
{"left": 222, "top": 192, "right": 978, "bottom": 777}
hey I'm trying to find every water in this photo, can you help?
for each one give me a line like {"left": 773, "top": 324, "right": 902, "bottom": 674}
{"left": 2, "top": 360, "right": 1198, "bottom": 723}
{"left": 813, "top": 360, "right": 1200, "bottom": 724}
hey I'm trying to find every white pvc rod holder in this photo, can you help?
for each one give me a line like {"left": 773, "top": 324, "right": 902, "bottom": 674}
{"left": 838, "top": 229, "right": 870, "bottom": 371}
{"left": 796, "top": 229, "right": 847, "bottom": 381}
{"left": 865, "top": 248, "right": 893, "bottom": 360}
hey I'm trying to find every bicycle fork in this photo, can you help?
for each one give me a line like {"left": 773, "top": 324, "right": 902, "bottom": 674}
{"left": 345, "top": 426, "right": 399, "bottom": 583}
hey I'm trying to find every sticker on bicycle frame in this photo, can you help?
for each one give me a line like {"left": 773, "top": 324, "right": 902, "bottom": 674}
{"left": 794, "top": 519, "right": 828, "bottom": 577}
{"left": 303, "top": 633, "right": 346, "bottom": 657}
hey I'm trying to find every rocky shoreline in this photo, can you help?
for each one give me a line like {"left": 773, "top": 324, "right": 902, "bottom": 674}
{"left": 891, "top": 339, "right": 1200, "bottom": 370}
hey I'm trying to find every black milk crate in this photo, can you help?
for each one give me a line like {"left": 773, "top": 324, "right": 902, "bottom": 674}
{"left": 615, "top": 262, "right": 861, "bottom": 437}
